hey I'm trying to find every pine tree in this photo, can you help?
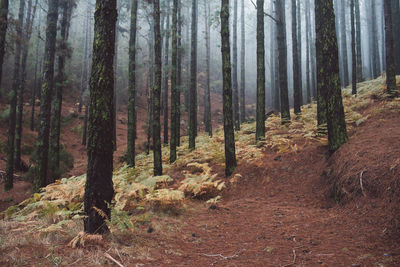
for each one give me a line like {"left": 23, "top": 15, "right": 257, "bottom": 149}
{"left": 315, "top": 0, "right": 348, "bottom": 151}
{"left": 276, "top": 0, "right": 290, "bottom": 124}
{"left": 384, "top": 0, "right": 397, "bottom": 97}
{"left": 127, "top": 0, "right": 138, "bottom": 167}
{"left": 176, "top": 0, "right": 182, "bottom": 146}
{"left": 239, "top": 0, "right": 245, "bottom": 123}
{"left": 30, "top": 8, "right": 41, "bottom": 131}
{"left": 292, "top": 0, "right": 301, "bottom": 114}
{"left": 255, "top": 0, "right": 265, "bottom": 141}
{"left": 0, "top": 0, "right": 8, "bottom": 98}
{"left": 232, "top": 0, "right": 240, "bottom": 130}
{"left": 305, "top": 0, "right": 311, "bottom": 103}
{"left": 350, "top": 0, "right": 357, "bottom": 95}
{"left": 203, "top": 0, "right": 212, "bottom": 136}
{"left": 340, "top": 0, "right": 349, "bottom": 86}
{"left": 84, "top": 0, "right": 117, "bottom": 234}
{"left": 220, "top": 0, "right": 236, "bottom": 177}
{"left": 34, "top": 0, "right": 59, "bottom": 191}
{"left": 170, "top": 0, "right": 179, "bottom": 163}
{"left": 5, "top": 0, "right": 25, "bottom": 191}
{"left": 188, "top": 0, "right": 198, "bottom": 150}
{"left": 15, "top": 0, "right": 38, "bottom": 171}
{"left": 49, "top": 0, "right": 73, "bottom": 182}
{"left": 153, "top": 0, "right": 163, "bottom": 176}
{"left": 163, "top": 0, "right": 170, "bottom": 145}
{"left": 355, "top": 0, "right": 362, "bottom": 81}
{"left": 392, "top": 0, "right": 400, "bottom": 75}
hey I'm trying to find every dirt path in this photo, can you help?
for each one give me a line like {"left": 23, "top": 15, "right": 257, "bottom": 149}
{"left": 139, "top": 138, "right": 399, "bottom": 266}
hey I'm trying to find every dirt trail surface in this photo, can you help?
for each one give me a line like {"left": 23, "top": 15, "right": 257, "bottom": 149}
{"left": 144, "top": 138, "right": 399, "bottom": 266}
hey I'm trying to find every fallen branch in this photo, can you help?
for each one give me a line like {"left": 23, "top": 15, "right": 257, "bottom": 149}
{"left": 202, "top": 249, "right": 245, "bottom": 260}
{"left": 104, "top": 252, "right": 124, "bottom": 267}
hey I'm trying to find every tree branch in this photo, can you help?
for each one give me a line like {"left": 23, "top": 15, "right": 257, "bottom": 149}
{"left": 248, "top": 0, "right": 280, "bottom": 24}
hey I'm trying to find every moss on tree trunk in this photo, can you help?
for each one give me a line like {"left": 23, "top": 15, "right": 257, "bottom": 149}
{"left": 84, "top": 0, "right": 117, "bottom": 234}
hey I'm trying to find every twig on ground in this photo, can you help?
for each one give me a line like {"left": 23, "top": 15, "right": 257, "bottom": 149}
{"left": 359, "top": 170, "right": 366, "bottom": 197}
{"left": 202, "top": 249, "right": 245, "bottom": 260}
{"left": 283, "top": 249, "right": 297, "bottom": 267}
{"left": 104, "top": 252, "right": 125, "bottom": 267}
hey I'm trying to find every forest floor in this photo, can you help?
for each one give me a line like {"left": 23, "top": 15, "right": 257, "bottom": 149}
{"left": 1, "top": 76, "right": 400, "bottom": 266}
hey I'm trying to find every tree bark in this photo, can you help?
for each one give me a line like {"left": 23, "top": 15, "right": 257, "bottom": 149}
{"left": 127, "top": 0, "right": 138, "bottom": 167}
{"left": 0, "top": 0, "right": 8, "bottom": 98}
{"left": 350, "top": 0, "right": 357, "bottom": 95}
{"left": 340, "top": 0, "right": 349, "bottom": 86}
{"left": 392, "top": 0, "right": 400, "bottom": 75}
{"left": 232, "top": 0, "right": 240, "bottom": 130}
{"left": 15, "top": 0, "right": 37, "bottom": 171}
{"left": 255, "top": 0, "right": 265, "bottom": 141}
{"left": 305, "top": 0, "right": 311, "bottom": 103}
{"left": 276, "top": 0, "right": 290, "bottom": 124}
{"left": 315, "top": 0, "right": 348, "bottom": 151}
{"left": 30, "top": 8, "right": 41, "bottom": 131}
{"left": 5, "top": 0, "right": 25, "bottom": 191}
{"left": 385, "top": 0, "right": 397, "bottom": 97}
{"left": 163, "top": 0, "right": 170, "bottom": 145}
{"left": 84, "top": 0, "right": 117, "bottom": 234}
{"left": 203, "top": 0, "right": 212, "bottom": 136}
{"left": 355, "top": 0, "right": 362, "bottom": 81}
{"left": 50, "top": 0, "right": 72, "bottom": 181}
{"left": 188, "top": 0, "right": 197, "bottom": 150}
{"left": 35, "top": 0, "right": 59, "bottom": 191}
{"left": 292, "top": 0, "right": 301, "bottom": 114}
{"left": 371, "top": 0, "right": 380, "bottom": 78}
{"left": 176, "top": 0, "right": 182, "bottom": 146}
{"left": 170, "top": 0, "right": 178, "bottom": 163}
{"left": 153, "top": 0, "right": 163, "bottom": 175}
{"left": 239, "top": 0, "right": 245, "bottom": 123}
{"left": 220, "top": 0, "right": 237, "bottom": 177}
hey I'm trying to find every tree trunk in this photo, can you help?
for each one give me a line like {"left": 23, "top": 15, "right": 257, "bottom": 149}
{"left": 340, "top": 0, "right": 349, "bottom": 86}
{"left": 350, "top": 0, "right": 357, "bottom": 95}
{"left": 239, "top": 0, "right": 245, "bottom": 123}
{"left": 15, "top": 0, "right": 37, "bottom": 171}
{"left": 170, "top": 0, "right": 178, "bottom": 163}
{"left": 292, "top": 0, "right": 301, "bottom": 114}
{"left": 0, "top": 0, "right": 8, "bottom": 98}
{"left": 305, "top": 0, "right": 311, "bottom": 103}
{"left": 34, "top": 0, "right": 59, "bottom": 191}
{"left": 30, "top": 8, "right": 41, "bottom": 131}
{"left": 163, "top": 0, "right": 170, "bottom": 145}
{"left": 392, "top": 0, "right": 400, "bottom": 75}
{"left": 5, "top": 0, "right": 25, "bottom": 191}
{"left": 203, "top": 0, "right": 212, "bottom": 136}
{"left": 315, "top": 0, "right": 348, "bottom": 151}
{"left": 255, "top": 0, "right": 265, "bottom": 141}
{"left": 220, "top": 0, "right": 236, "bottom": 177}
{"left": 276, "top": 0, "right": 290, "bottom": 124}
{"left": 188, "top": 0, "right": 197, "bottom": 150}
{"left": 84, "top": 0, "right": 117, "bottom": 234}
{"left": 50, "top": 0, "right": 72, "bottom": 181}
{"left": 78, "top": 3, "right": 90, "bottom": 113}
{"left": 127, "top": 0, "right": 138, "bottom": 167}
{"left": 153, "top": 0, "right": 163, "bottom": 176}
{"left": 296, "top": 0, "right": 303, "bottom": 105}
{"left": 371, "top": 0, "right": 380, "bottom": 78}
{"left": 385, "top": 0, "right": 397, "bottom": 97}
{"left": 232, "top": 0, "right": 239, "bottom": 130}
{"left": 176, "top": 0, "right": 182, "bottom": 146}
{"left": 355, "top": 0, "right": 362, "bottom": 81}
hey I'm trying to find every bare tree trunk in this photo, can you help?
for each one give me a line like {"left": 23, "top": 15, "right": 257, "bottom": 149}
{"left": 0, "top": 0, "right": 9, "bottom": 98}
{"left": 188, "top": 0, "right": 198, "bottom": 150}
{"left": 292, "top": 0, "right": 302, "bottom": 114}
{"left": 220, "top": 0, "right": 236, "bottom": 177}
{"left": 203, "top": 0, "right": 212, "bottom": 136}
{"left": 232, "top": 0, "right": 239, "bottom": 130}
{"left": 153, "top": 0, "right": 163, "bottom": 175}
{"left": 385, "top": 0, "right": 397, "bottom": 97}
{"left": 163, "top": 0, "right": 170, "bottom": 145}
{"left": 5, "top": 0, "right": 25, "bottom": 191}
{"left": 256, "top": 0, "right": 265, "bottom": 140}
